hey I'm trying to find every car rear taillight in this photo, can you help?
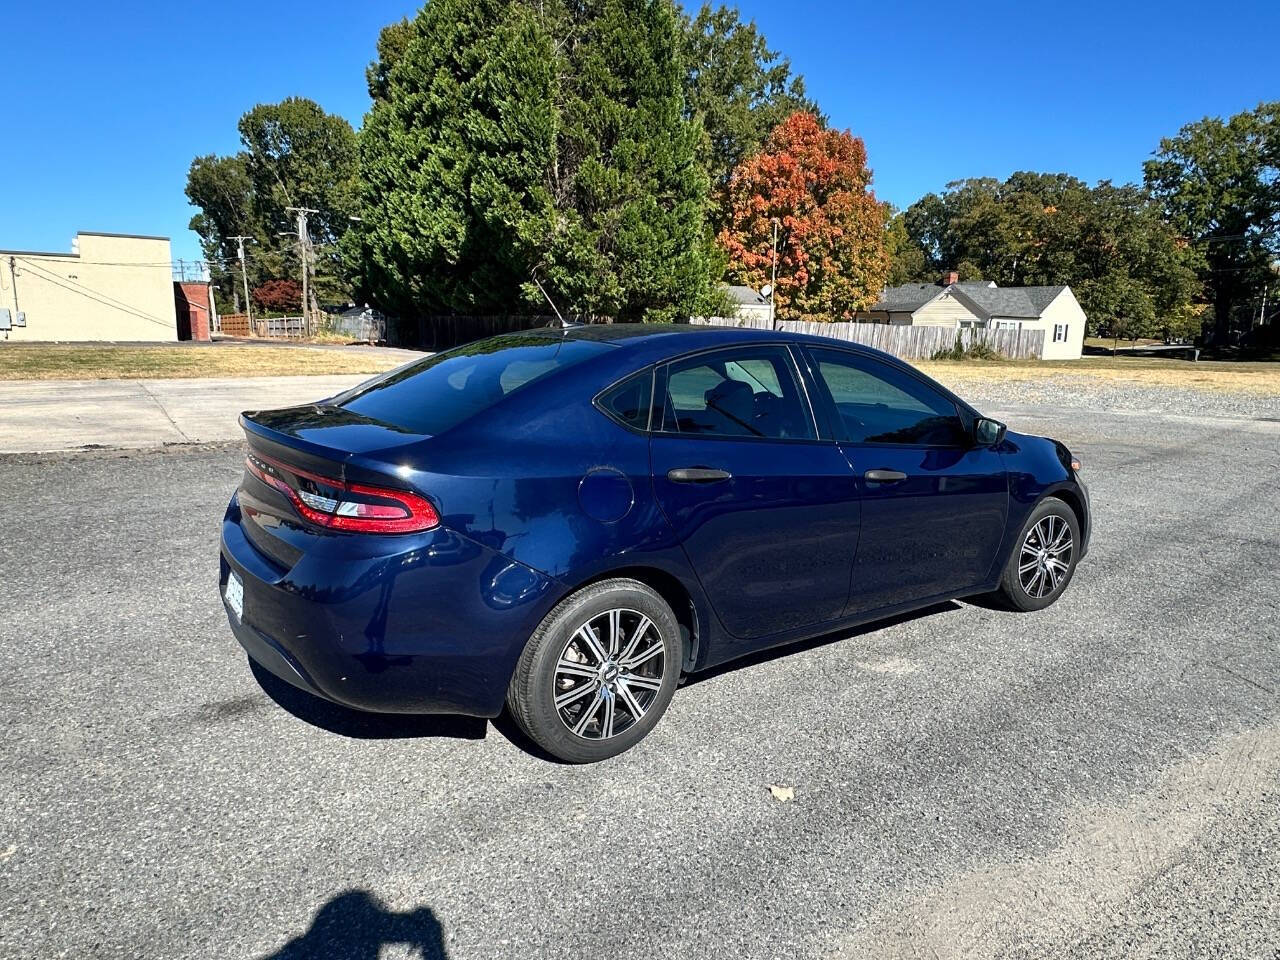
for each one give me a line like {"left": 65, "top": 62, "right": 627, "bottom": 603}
{"left": 245, "top": 451, "right": 439, "bottom": 534}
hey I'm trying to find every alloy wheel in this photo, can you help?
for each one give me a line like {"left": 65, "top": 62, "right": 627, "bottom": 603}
{"left": 1018, "top": 514, "right": 1074, "bottom": 599}
{"left": 553, "top": 608, "right": 666, "bottom": 740}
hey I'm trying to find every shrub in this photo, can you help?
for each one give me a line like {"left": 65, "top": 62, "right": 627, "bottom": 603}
{"left": 931, "top": 333, "right": 1004, "bottom": 361}
{"left": 252, "top": 279, "right": 302, "bottom": 313}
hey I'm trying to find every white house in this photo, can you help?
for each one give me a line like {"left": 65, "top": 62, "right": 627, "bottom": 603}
{"left": 724, "top": 284, "right": 773, "bottom": 324}
{"left": 858, "top": 274, "right": 1087, "bottom": 360}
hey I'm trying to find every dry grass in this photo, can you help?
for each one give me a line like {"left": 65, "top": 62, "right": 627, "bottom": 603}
{"left": 916, "top": 356, "right": 1280, "bottom": 397}
{"left": 0, "top": 343, "right": 407, "bottom": 380}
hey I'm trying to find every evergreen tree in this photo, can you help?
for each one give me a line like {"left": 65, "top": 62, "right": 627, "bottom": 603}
{"left": 679, "top": 5, "right": 818, "bottom": 211}
{"left": 357, "top": 0, "right": 717, "bottom": 323}
{"left": 357, "top": 0, "right": 556, "bottom": 316}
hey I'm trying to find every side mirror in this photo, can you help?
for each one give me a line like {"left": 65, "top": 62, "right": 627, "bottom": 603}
{"left": 974, "top": 417, "right": 1006, "bottom": 447}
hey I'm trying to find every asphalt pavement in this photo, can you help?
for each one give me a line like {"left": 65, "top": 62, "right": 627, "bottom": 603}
{"left": 1, "top": 398, "right": 1277, "bottom": 959}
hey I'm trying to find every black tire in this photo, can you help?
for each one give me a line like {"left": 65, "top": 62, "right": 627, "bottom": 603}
{"left": 994, "top": 497, "right": 1081, "bottom": 612}
{"left": 506, "top": 578, "right": 681, "bottom": 763}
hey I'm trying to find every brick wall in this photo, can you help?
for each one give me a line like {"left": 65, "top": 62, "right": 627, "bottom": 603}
{"left": 173, "top": 282, "right": 213, "bottom": 341}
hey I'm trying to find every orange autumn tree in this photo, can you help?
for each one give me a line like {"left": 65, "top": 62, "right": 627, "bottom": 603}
{"left": 718, "top": 112, "right": 889, "bottom": 321}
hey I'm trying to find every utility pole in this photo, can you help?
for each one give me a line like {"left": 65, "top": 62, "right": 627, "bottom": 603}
{"left": 230, "top": 235, "right": 255, "bottom": 328}
{"left": 8, "top": 256, "right": 19, "bottom": 315}
{"left": 770, "top": 218, "right": 780, "bottom": 330}
{"left": 285, "top": 207, "right": 319, "bottom": 336}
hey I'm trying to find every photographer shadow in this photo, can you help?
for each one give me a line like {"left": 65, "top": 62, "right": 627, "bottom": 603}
{"left": 259, "top": 888, "right": 447, "bottom": 960}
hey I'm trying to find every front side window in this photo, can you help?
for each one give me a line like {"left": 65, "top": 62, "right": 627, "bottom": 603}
{"left": 659, "top": 346, "right": 814, "bottom": 440}
{"left": 807, "top": 348, "right": 967, "bottom": 446}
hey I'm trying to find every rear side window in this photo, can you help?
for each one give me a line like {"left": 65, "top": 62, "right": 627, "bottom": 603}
{"left": 597, "top": 371, "right": 653, "bottom": 430}
{"left": 334, "top": 335, "right": 607, "bottom": 435}
{"left": 808, "top": 347, "right": 967, "bottom": 446}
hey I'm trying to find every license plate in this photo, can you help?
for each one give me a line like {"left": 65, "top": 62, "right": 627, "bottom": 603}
{"left": 225, "top": 571, "right": 245, "bottom": 622}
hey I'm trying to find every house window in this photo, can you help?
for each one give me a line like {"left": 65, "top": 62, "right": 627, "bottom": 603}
{"left": 1053, "top": 323, "right": 1067, "bottom": 343}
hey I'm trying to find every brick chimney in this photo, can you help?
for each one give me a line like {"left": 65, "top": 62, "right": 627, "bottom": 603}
{"left": 942, "top": 271, "right": 959, "bottom": 286}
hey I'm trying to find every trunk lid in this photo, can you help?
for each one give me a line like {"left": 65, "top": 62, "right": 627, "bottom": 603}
{"left": 235, "top": 405, "right": 436, "bottom": 571}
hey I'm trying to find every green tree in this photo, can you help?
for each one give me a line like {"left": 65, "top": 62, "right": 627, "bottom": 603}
{"left": 356, "top": 0, "right": 555, "bottom": 316}
{"left": 185, "top": 154, "right": 253, "bottom": 308}
{"left": 238, "top": 99, "right": 360, "bottom": 303}
{"left": 900, "top": 173, "right": 1199, "bottom": 336}
{"left": 1074, "top": 182, "right": 1201, "bottom": 339}
{"left": 541, "top": 0, "right": 717, "bottom": 321}
{"left": 679, "top": 4, "right": 818, "bottom": 213}
{"left": 185, "top": 97, "right": 359, "bottom": 307}
{"left": 1144, "top": 102, "right": 1280, "bottom": 343}
{"left": 357, "top": 0, "right": 717, "bottom": 323}
{"left": 366, "top": 17, "right": 415, "bottom": 103}
{"left": 884, "top": 209, "right": 928, "bottom": 285}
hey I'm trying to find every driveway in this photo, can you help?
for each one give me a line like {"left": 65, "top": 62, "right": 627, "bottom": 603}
{"left": 0, "top": 376, "right": 371, "bottom": 452}
{"left": 1, "top": 397, "right": 1277, "bottom": 959}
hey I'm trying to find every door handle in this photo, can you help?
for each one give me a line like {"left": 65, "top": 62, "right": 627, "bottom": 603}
{"left": 667, "top": 467, "right": 732, "bottom": 484}
{"left": 864, "top": 468, "right": 907, "bottom": 483}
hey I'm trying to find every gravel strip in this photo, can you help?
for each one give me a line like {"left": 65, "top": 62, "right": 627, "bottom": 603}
{"left": 951, "top": 374, "right": 1280, "bottom": 420}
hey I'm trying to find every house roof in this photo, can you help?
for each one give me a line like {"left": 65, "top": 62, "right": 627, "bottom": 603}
{"left": 957, "top": 284, "right": 1065, "bottom": 319}
{"left": 724, "top": 284, "right": 768, "bottom": 306}
{"left": 872, "top": 281, "right": 1066, "bottom": 319}
{"left": 872, "top": 284, "right": 942, "bottom": 312}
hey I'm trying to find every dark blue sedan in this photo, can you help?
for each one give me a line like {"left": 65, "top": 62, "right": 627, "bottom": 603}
{"left": 220, "top": 324, "right": 1090, "bottom": 762}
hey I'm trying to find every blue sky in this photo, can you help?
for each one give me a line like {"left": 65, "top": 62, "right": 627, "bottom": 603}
{"left": 3, "top": 0, "right": 1277, "bottom": 263}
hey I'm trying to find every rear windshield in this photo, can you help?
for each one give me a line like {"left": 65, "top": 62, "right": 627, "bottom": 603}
{"left": 332, "top": 334, "right": 608, "bottom": 435}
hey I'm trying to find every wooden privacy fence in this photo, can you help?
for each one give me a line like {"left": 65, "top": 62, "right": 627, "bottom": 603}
{"left": 692, "top": 317, "right": 1045, "bottom": 360}
{"left": 212, "top": 313, "right": 304, "bottom": 338}
{"left": 218, "top": 313, "right": 251, "bottom": 337}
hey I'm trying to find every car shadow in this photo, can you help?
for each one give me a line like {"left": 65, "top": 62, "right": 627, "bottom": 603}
{"left": 250, "top": 601, "right": 966, "bottom": 752}
{"left": 681, "top": 600, "right": 964, "bottom": 687}
{"left": 249, "top": 658, "right": 487, "bottom": 741}
{"left": 257, "top": 888, "right": 448, "bottom": 959}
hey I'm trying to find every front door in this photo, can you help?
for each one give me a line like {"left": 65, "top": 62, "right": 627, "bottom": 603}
{"left": 800, "top": 346, "right": 1008, "bottom": 614}
{"left": 648, "top": 344, "right": 861, "bottom": 644}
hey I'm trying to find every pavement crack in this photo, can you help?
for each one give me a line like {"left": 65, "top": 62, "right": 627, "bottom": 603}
{"left": 1209, "top": 661, "right": 1277, "bottom": 697}
{"left": 137, "top": 380, "right": 192, "bottom": 443}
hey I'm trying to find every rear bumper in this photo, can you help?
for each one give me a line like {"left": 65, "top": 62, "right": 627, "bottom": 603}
{"left": 220, "top": 494, "right": 559, "bottom": 717}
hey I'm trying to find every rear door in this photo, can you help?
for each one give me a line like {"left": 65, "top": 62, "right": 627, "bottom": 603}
{"left": 648, "top": 344, "right": 861, "bottom": 643}
{"left": 799, "top": 346, "right": 1008, "bottom": 614}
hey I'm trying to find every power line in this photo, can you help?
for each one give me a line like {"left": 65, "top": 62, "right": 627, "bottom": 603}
{"left": 12, "top": 258, "right": 177, "bottom": 330}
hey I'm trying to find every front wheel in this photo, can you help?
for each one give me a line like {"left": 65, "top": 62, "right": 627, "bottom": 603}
{"left": 506, "top": 579, "right": 681, "bottom": 763}
{"left": 994, "top": 498, "right": 1081, "bottom": 611}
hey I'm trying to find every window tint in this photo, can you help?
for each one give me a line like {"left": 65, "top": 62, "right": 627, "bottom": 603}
{"left": 597, "top": 371, "right": 653, "bottom": 430}
{"left": 334, "top": 335, "right": 606, "bottom": 435}
{"left": 809, "top": 348, "right": 967, "bottom": 446}
{"left": 660, "top": 347, "right": 814, "bottom": 440}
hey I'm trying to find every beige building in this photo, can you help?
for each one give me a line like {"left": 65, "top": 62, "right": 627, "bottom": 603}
{"left": 0, "top": 232, "right": 177, "bottom": 341}
{"left": 858, "top": 277, "right": 1088, "bottom": 360}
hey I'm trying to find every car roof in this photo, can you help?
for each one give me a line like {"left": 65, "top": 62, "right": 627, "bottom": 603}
{"left": 522, "top": 322, "right": 905, "bottom": 368}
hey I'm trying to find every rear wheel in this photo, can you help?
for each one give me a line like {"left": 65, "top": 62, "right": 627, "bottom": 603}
{"left": 506, "top": 579, "right": 680, "bottom": 763}
{"left": 994, "top": 498, "right": 1081, "bottom": 611}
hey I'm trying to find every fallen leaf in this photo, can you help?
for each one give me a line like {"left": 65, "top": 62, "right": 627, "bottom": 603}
{"left": 767, "top": 784, "right": 795, "bottom": 803}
